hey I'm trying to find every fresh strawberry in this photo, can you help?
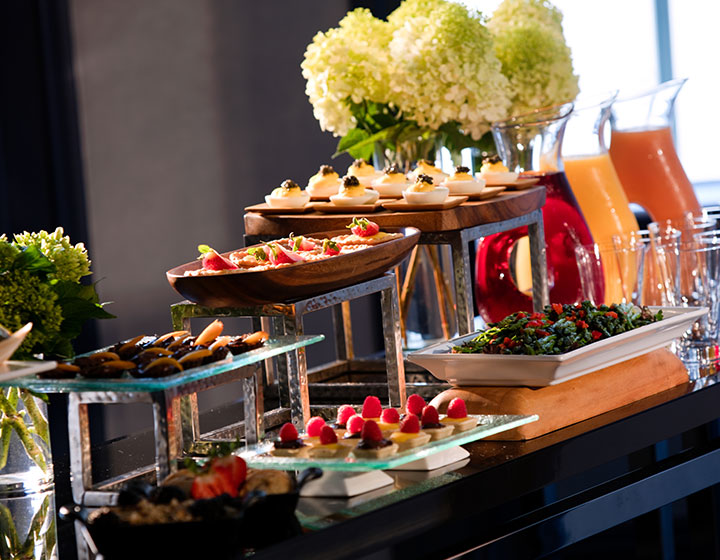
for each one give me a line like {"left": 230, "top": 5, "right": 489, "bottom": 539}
{"left": 336, "top": 404, "right": 356, "bottom": 425}
{"left": 399, "top": 413, "right": 420, "bottom": 434}
{"left": 347, "top": 217, "right": 380, "bottom": 237}
{"left": 210, "top": 455, "right": 247, "bottom": 492}
{"left": 322, "top": 239, "right": 340, "bottom": 256}
{"left": 279, "top": 422, "right": 299, "bottom": 442}
{"left": 362, "top": 395, "right": 383, "bottom": 419}
{"left": 361, "top": 420, "right": 383, "bottom": 442}
{"left": 405, "top": 394, "right": 426, "bottom": 417}
{"left": 306, "top": 416, "right": 326, "bottom": 437}
{"left": 381, "top": 407, "right": 400, "bottom": 424}
{"left": 197, "top": 245, "right": 238, "bottom": 271}
{"left": 191, "top": 468, "right": 236, "bottom": 499}
{"left": 319, "top": 425, "right": 338, "bottom": 445}
{"left": 421, "top": 405, "right": 440, "bottom": 425}
{"left": 346, "top": 414, "right": 365, "bottom": 434}
{"left": 446, "top": 398, "right": 468, "bottom": 419}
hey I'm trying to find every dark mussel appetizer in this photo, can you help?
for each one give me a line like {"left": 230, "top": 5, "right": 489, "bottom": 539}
{"left": 38, "top": 320, "right": 269, "bottom": 380}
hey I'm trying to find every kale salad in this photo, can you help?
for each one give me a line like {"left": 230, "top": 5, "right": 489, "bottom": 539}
{"left": 453, "top": 302, "right": 663, "bottom": 356}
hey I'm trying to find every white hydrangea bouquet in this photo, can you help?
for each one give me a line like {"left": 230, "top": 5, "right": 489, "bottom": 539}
{"left": 301, "top": 0, "right": 579, "bottom": 162}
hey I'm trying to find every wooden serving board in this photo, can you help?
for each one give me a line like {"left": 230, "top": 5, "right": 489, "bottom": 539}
{"left": 311, "top": 201, "right": 384, "bottom": 214}
{"left": 429, "top": 348, "right": 688, "bottom": 440}
{"left": 454, "top": 186, "right": 506, "bottom": 201}
{"left": 243, "top": 203, "right": 313, "bottom": 215}
{"left": 244, "top": 185, "right": 545, "bottom": 236}
{"left": 382, "top": 196, "right": 468, "bottom": 212}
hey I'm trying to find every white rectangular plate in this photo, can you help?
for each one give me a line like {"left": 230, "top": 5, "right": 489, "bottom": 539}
{"left": 408, "top": 306, "right": 705, "bottom": 386}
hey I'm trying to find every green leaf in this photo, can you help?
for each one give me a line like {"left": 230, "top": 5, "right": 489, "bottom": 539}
{"left": 11, "top": 246, "right": 55, "bottom": 278}
{"left": 335, "top": 127, "right": 370, "bottom": 155}
{"left": 198, "top": 244, "right": 212, "bottom": 254}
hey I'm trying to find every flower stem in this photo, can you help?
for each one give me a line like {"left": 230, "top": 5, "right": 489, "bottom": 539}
{"left": 20, "top": 390, "right": 49, "bottom": 444}
{"left": 0, "top": 502, "right": 20, "bottom": 555}
{"left": 7, "top": 416, "right": 47, "bottom": 472}
{"left": 0, "top": 418, "right": 11, "bottom": 470}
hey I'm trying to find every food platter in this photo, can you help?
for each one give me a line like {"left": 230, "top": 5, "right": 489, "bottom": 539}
{"left": 408, "top": 306, "right": 706, "bottom": 386}
{"left": 166, "top": 227, "right": 420, "bottom": 307}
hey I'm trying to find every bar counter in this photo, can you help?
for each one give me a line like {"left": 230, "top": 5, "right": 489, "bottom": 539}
{"left": 50, "top": 370, "right": 720, "bottom": 559}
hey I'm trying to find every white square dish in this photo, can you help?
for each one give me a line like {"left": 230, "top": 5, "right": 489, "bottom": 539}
{"left": 407, "top": 307, "right": 706, "bottom": 386}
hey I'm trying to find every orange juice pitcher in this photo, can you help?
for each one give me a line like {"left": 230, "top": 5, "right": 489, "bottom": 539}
{"left": 563, "top": 92, "right": 640, "bottom": 304}
{"left": 609, "top": 78, "right": 701, "bottom": 222}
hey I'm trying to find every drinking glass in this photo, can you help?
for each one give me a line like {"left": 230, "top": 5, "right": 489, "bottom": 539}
{"left": 575, "top": 239, "right": 645, "bottom": 306}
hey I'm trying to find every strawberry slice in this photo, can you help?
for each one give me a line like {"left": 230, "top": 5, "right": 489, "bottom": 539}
{"left": 191, "top": 468, "right": 235, "bottom": 499}
{"left": 362, "top": 395, "right": 383, "bottom": 419}
{"left": 421, "top": 405, "right": 440, "bottom": 425}
{"left": 405, "top": 394, "right": 426, "bottom": 417}
{"left": 347, "top": 217, "right": 380, "bottom": 237}
{"left": 198, "top": 245, "right": 238, "bottom": 271}
{"left": 306, "top": 416, "right": 326, "bottom": 437}
{"left": 322, "top": 239, "right": 340, "bottom": 256}
{"left": 361, "top": 420, "right": 383, "bottom": 442}
{"left": 381, "top": 407, "right": 400, "bottom": 424}
{"left": 319, "top": 425, "right": 338, "bottom": 445}
{"left": 447, "top": 398, "right": 468, "bottom": 419}
{"left": 210, "top": 455, "right": 247, "bottom": 492}
{"left": 399, "top": 413, "right": 420, "bottom": 434}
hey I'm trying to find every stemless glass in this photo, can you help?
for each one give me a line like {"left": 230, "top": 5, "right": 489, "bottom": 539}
{"left": 575, "top": 239, "right": 645, "bottom": 306}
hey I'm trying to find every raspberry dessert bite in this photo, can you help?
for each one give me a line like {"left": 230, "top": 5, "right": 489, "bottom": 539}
{"left": 440, "top": 398, "right": 478, "bottom": 434}
{"left": 340, "top": 414, "right": 366, "bottom": 446}
{"left": 303, "top": 416, "right": 327, "bottom": 445}
{"left": 420, "top": 405, "right": 454, "bottom": 441}
{"left": 377, "top": 407, "right": 400, "bottom": 437}
{"left": 389, "top": 413, "right": 431, "bottom": 451}
{"left": 331, "top": 404, "right": 357, "bottom": 437}
{"left": 404, "top": 394, "right": 427, "bottom": 418}
{"left": 271, "top": 422, "right": 308, "bottom": 457}
{"left": 352, "top": 420, "right": 398, "bottom": 459}
{"left": 361, "top": 395, "right": 383, "bottom": 422}
{"left": 308, "top": 425, "right": 352, "bottom": 458}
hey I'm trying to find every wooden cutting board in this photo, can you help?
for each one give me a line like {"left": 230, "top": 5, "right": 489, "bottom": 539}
{"left": 429, "top": 348, "right": 688, "bottom": 440}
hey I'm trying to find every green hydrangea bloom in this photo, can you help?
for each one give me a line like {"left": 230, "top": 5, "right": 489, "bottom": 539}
{"left": 0, "top": 238, "right": 20, "bottom": 270}
{"left": 489, "top": 0, "right": 579, "bottom": 116}
{"left": 13, "top": 227, "right": 91, "bottom": 283}
{"left": 0, "top": 270, "right": 64, "bottom": 359}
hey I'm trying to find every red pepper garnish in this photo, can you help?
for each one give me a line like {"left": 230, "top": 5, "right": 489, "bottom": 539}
{"left": 536, "top": 329, "right": 549, "bottom": 337}
{"left": 530, "top": 312, "right": 545, "bottom": 320}
{"left": 526, "top": 320, "right": 543, "bottom": 328}
{"left": 576, "top": 320, "right": 589, "bottom": 329}
{"left": 605, "top": 311, "right": 618, "bottom": 319}
{"left": 552, "top": 303, "right": 563, "bottom": 315}
{"left": 591, "top": 330, "right": 602, "bottom": 340}
{"left": 516, "top": 312, "right": 526, "bottom": 319}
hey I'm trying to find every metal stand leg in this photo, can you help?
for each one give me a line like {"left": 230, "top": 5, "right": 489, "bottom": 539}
{"left": 381, "top": 280, "right": 406, "bottom": 408}
{"left": 284, "top": 313, "right": 310, "bottom": 428}
{"left": 242, "top": 363, "right": 263, "bottom": 444}
{"left": 68, "top": 393, "right": 92, "bottom": 505}
{"left": 150, "top": 392, "right": 175, "bottom": 483}
{"left": 332, "top": 301, "right": 354, "bottom": 361}
{"left": 528, "top": 209, "right": 550, "bottom": 311}
{"left": 450, "top": 233, "right": 475, "bottom": 336}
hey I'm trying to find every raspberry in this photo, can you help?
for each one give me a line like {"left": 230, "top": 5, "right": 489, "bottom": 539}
{"left": 400, "top": 413, "right": 420, "bottom": 434}
{"left": 279, "top": 422, "right": 299, "bottom": 442}
{"left": 361, "top": 420, "right": 383, "bottom": 442}
{"left": 381, "top": 407, "right": 400, "bottom": 424}
{"left": 362, "top": 395, "right": 383, "bottom": 419}
{"left": 421, "top": 405, "right": 440, "bottom": 425}
{"left": 319, "top": 425, "right": 338, "bottom": 445}
{"left": 447, "top": 398, "right": 468, "bottom": 419}
{"left": 346, "top": 414, "right": 365, "bottom": 434}
{"left": 306, "top": 416, "right": 326, "bottom": 437}
{"left": 336, "top": 404, "right": 356, "bottom": 425}
{"left": 406, "top": 394, "right": 426, "bottom": 416}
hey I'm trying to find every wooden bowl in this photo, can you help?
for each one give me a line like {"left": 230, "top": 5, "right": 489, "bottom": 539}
{"left": 166, "top": 227, "right": 420, "bottom": 307}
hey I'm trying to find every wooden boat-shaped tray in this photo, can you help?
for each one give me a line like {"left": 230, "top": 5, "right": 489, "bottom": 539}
{"left": 167, "top": 227, "right": 420, "bottom": 307}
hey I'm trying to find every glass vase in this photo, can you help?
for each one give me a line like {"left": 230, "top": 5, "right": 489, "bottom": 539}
{"left": 474, "top": 102, "right": 597, "bottom": 323}
{"left": 0, "top": 490, "right": 57, "bottom": 559}
{"left": 0, "top": 388, "right": 54, "bottom": 497}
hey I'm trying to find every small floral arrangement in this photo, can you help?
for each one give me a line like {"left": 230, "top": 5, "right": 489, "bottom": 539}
{"left": 301, "top": 0, "right": 578, "bottom": 161}
{"left": 0, "top": 227, "right": 114, "bottom": 359}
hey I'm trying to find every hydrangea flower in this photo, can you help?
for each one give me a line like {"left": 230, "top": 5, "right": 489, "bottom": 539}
{"left": 14, "top": 227, "right": 91, "bottom": 283}
{"left": 488, "top": 0, "right": 579, "bottom": 116}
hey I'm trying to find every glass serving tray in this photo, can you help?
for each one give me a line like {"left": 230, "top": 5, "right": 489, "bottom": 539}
{"left": 238, "top": 414, "right": 538, "bottom": 471}
{"left": 0, "top": 335, "right": 324, "bottom": 393}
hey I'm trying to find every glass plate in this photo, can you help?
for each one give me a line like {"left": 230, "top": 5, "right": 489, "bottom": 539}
{"left": 238, "top": 414, "right": 538, "bottom": 471}
{"left": 0, "top": 335, "right": 324, "bottom": 393}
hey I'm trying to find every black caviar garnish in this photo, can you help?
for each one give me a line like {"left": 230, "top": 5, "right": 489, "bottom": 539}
{"left": 482, "top": 154, "right": 502, "bottom": 165}
{"left": 342, "top": 175, "right": 361, "bottom": 187}
{"left": 280, "top": 179, "right": 300, "bottom": 190}
{"left": 416, "top": 174, "right": 434, "bottom": 185}
{"left": 318, "top": 164, "right": 335, "bottom": 175}
{"left": 455, "top": 165, "right": 470, "bottom": 174}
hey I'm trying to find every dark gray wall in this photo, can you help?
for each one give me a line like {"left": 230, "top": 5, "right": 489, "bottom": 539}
{"left": 69, "top": 0, "right": 379, "bottom": 439}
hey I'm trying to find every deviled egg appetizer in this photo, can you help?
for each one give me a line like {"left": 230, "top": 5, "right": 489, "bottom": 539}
{"left": 329, "top": 175, "right": 380, "bottom": 206}
{"left": 306, "top": 164, "right": 342, "bottom": 198}
{"left": 347, "top": 159, "right": 381, "bottom": 187}
{"left": 402, "top": 174, "right": 449, "bottom": 205}
{"left": 441, "top": 165, "right": 486, "bottom": 194}
{"left": 477, "top": 155, "right": 518, "bottom": 185}
{"left": 370, "top": 164, "right": 408, "bottom": 198}
{"left": 408, "top": 159, "right": 448, "bottom": 186}
{"left": 265, "top": 179, "right": 310, "bottom": 208}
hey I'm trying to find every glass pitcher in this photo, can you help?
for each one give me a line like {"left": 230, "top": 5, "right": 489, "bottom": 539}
{"left": 475, "top": 103, "right": 597, "bottom": 323}
{"left": 563, "top": 92, "right": 640, "bottom": 304}
{"left": 609, "top": 78, "right": 701, "bottom": 222}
